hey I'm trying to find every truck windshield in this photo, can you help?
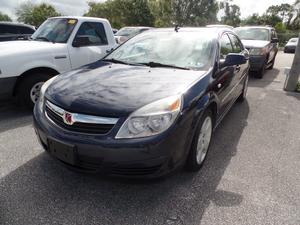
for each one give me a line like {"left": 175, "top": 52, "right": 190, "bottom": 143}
{"left": 234, "top": 28, "right": 270, "bottom": 41}
{"left": 31, "top": 18, "right": 78, "bottom": 43}
{"left": 106, "top": 30, "right": 215, "bottom": 71}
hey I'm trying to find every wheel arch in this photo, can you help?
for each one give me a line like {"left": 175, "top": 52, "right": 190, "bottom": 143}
{"left": 13, "top": 67, "right": 60, "bottom": 96}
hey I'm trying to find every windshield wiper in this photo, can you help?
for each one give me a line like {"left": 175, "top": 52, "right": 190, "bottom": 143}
{"left": 102, "top": 58, "right": 144, "bottom": 66}
{"left": 34, "top": 36, "right": 52, "bottom": 42}
{"left": 142, "top": 62, "right": 190, "bottom": 70}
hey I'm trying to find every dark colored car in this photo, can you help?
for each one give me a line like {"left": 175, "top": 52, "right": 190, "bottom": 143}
{"left": 284, "top": 38, "right": 298, "bottom": 53}
{"left": 0, "top": 22, "right": 35, "bottom": 42}
{"left": 114, "top": 26, "right": 152, "bottom": 44}
{"left": 33, "top": 27, "right": 249, "bottom": 178}
{"left": 234, "top": 26, "right": 278, "bottom": 78}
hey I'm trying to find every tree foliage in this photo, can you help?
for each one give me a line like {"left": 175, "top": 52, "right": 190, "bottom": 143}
{"left": 86, "top": 0, "right": 219, "bottom": 28}
{"left": 16, "top": 2, "right": 61, "bottom": 27}
{"left": 85, "top": 0, "right": 155, "bottom": 28}
{"left": 220, "top": 1, "right": 241, "bottom": 27}
{"left": 0, "top": 12, "right": 12, "bottom": 21}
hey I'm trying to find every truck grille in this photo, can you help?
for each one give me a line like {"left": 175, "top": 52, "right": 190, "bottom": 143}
{"left": 45, "top": 101, "right": 118, "bottom": 135}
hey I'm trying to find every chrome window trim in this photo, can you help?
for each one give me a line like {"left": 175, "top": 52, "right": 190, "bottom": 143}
{"left": 45, "top": 100, "right": 118, "bottom": 125}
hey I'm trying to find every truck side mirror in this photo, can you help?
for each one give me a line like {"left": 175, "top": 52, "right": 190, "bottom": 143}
{"left": 72, "top": 35, "right": 90, "bottom": 47}
{"left": 271, "top": 38, "right": 279, "bottom": 43}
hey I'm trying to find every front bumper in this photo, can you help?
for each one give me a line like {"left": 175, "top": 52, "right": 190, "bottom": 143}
{"left": 33, "top": 105, "right": 195, "bottom": 178}
{"left": 248, "top": 55, "right": 266, "bottom": 72}
{"left": 284, "top": 46, "right": 296, "bottom": 53}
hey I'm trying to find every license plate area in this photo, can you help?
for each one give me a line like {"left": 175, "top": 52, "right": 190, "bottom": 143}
{"left": 48, "top": 138, "right": 76, "bottom": 165}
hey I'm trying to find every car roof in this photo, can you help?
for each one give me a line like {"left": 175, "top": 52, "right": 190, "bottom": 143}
{"left": 151, "top": 27, "right": 235, "bottom": 37}
{"left": 0, "top": 21, "right": 35, "bottom": 30}
{"left": 50, "top": 16, "right": 110, "bottom": 24}
{"left": 120, "top": 26, "right": 153, "bottom": 29}
{"left": 235, "top": 26, "right": 274, "bottom": 30}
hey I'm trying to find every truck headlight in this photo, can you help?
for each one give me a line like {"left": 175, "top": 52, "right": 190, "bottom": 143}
{"left": 38, "top": 76, "right": 57, "bottom": 112}
{"left": 249, "top": 48, "right": 266, "bottom": 55}
{"left": 116, "top": 95, "right": 183, "bottom": 139}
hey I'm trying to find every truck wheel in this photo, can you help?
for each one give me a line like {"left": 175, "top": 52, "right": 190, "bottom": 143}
{"left": 186, "top": 110, "right": 213, "bottom": 171}
{"left": 267, "top": 54, "right": 277, "bottom": 70}
{"left": 17, "top": 73, "right": 52, "bottom": 109}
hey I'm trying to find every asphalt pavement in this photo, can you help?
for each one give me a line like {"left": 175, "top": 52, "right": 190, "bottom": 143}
{"left": 0, "top": 52, "right": 299, "bottom": 225}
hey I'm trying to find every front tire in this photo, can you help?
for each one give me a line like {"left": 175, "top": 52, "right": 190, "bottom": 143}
{"left": 186, "top": 110, "right": 213, "bottom": 171}
{"left": 16, "top": 73, "right": 52, "bottom": 109}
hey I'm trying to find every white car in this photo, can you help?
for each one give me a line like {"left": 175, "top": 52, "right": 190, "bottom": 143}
{"left": 284, "top": 38, "right": 298, "bottom": 53}
{"left": 0, "top": 16, "right": 117, "bottom": 108}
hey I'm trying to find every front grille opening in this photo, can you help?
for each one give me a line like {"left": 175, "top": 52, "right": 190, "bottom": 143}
{"left": 45, "top": 105, "right": 115, "bottom": 135}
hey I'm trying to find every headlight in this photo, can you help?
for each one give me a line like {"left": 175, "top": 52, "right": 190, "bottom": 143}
{"left": 116, "top": 95, "right": 183, "bottom": 139}
{"left": 38, "top": 76, "right": 57, "bottom": 112}
{"left": 249, "top": 48, "right": 266, "bottom": 55}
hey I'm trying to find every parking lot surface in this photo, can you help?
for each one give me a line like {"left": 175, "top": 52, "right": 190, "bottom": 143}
{"left": 0, "top": 52, "right": 299, "bottom": 225}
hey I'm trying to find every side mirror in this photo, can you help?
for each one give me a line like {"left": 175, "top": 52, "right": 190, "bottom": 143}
{"left": 220, "top": 53, "right": 247, "bottom": 67}
{"left": 72, "top": 35, "right": 90, "bottom": 47}
{"left": 271, "top": 37, "right": 279, "bottom": 43}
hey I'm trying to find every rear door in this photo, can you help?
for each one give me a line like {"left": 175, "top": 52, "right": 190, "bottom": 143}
{"left": 68, "top": 22, "right": 113, "bottom": 69}
{"left": 269, "top": 29, "right": 278, "bottom": 63}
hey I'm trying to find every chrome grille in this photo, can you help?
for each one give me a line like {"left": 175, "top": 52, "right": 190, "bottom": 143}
{"left": 45, "top": 101, "right": 118, "bottom": 135}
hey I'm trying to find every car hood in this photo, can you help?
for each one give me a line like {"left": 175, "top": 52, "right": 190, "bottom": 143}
{"left": 241, "top": 40, "right": 270, "bottom": 49}
{"left": 286, "top": 42, "right": 297, "bottom": 47}
{"left": 0, "top": 40, "right": 63, "bottom": 56}
{"left": 46, "top": 62, "right": 207, "bottom": 117}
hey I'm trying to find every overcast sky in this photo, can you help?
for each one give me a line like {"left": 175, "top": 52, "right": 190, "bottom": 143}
{"left": 0, "top": 0, "right": 296, "bottom": 21}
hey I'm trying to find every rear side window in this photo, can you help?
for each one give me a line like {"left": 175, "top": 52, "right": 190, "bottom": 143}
{"left": 75, "top": 22, "right": 108, "bottom": 46}
{"left": 271, "top": 30, "right": 277, "bottom": 39}
{"left": 228, "top": 33, "right": 243, "bottom": 53}
{"left": 220, "top": 34, "right": 233, "bottom": 59}
{"left": 0, "top": 25, "right": 19, "bottom": 35}
{"left": 18, "top": 26, "right": 35, "bottom": 34}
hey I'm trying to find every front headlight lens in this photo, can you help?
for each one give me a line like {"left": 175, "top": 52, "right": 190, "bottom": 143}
{"left": 116, "top": 95, "right": 182, "bottom": 139}
{"left": 38, "top": 76, "right": 57, "bottom": 112}
{"left": 249, "top": 48, "right": 266, "bottom": 55}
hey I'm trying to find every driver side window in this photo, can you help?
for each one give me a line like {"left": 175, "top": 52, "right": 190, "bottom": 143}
{"left": 220, "top": 34, "right": 233, "bottom": 59}
{"left": 74, "top": 22, "right": 108, "bottom": 46}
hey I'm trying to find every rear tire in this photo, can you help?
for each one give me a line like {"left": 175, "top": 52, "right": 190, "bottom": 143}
{"left": 186, "top": 110, "right": 213, "bottom": 172}
{"left": 237, "top": 74, "right": 249, "bottom": 102}
{"left": 268, "top": 54, "right": 277, "bottom": 70}
{"left": 16, "top": 73, "right": 52, "bottom": 109}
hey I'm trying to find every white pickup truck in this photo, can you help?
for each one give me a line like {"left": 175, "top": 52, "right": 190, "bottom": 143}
{"left": 0, "top": 16, "right": 117, "bottom": 107}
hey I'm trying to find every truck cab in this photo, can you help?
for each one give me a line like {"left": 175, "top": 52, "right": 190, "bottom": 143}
{"left": 0, "top": 16, "right": 117, "bottom": 107}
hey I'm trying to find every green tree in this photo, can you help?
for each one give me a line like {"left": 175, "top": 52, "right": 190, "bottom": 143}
{"left": 85, "top": 0, "right": 155, "bottom": 28}
{"left": 149, "top": 0, "right": 173, "bottom": 27}
{"left": 220, "top": 1, "right": 241, "bottom": 27}
{"left": 16, "top": 2, "right": 61, "bottom": 27}
{"left": 0, "top": 12, "right": 12, "bottom": 21}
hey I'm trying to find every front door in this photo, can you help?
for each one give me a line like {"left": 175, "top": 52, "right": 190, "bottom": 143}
{"left": 68, "top": 22, "right": 112, "bottom": 69}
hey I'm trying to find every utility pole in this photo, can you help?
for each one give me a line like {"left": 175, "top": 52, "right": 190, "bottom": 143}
{"left": 284, "top": 33, "right": 300, "bottom": 91}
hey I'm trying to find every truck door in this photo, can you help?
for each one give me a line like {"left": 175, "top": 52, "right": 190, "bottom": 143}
{"left": 68, "top": 22, "right": 113, "bottom": 69}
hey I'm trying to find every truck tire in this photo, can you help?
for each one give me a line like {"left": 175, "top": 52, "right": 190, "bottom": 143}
{"left": 17, "top": 73, "right": 52, "bottom": 109}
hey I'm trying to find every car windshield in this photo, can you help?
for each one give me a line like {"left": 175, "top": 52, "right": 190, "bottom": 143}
{"left": 31, "top": 18, "right": 78, "bottom": 43}
{"left": 234, "top": 28, "right": 270, "bottom": 41}
{"left": 115, "top": 27, "right": 142, "bottom": 37}
{"left": 106, "top": 30, "right": 215, "bottom": 70}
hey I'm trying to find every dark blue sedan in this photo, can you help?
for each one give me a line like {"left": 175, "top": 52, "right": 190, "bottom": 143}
{"left": 33, "top": 27, "right": 249, "bottom": 178}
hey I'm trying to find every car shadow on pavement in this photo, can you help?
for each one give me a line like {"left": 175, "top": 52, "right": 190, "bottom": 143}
{"left": 248, "top": 68, "right": 280, "bottom": 88}
{"left": 0, "top": 102, "right": 33, "bottom": 133}
{"left": 0, "top": 101, "right": 249, "bottom": 225}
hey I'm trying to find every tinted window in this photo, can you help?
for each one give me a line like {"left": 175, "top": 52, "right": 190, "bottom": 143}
{"left": 0, "top": 25, "right": 19, "bottom": 35}
{"left": 271, "top": 30, "right": 277, "bottom": 39}
{"left": 228, "top": 33, "right": 243, "bottom": 53}
{"left": 75, "top": 22, "right": 108, "bottom": 46}
{"left": 18, "top": 26, "right": 34, "bottom": 34}
{"left": 220, "top": 34, "right": 233, "bottom": 59}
